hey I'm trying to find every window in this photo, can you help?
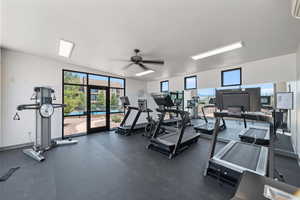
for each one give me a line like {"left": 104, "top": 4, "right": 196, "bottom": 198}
{"left": 88, "top": 74, "right": 108, "bottom": 86}
{"left": 184, "top": 76, "right": 197, "bottom": 90}
{"left": 242, "top": 83, "right": 274, "bottom": 96}
{"left": 64, "top": 71, "right": 87, "bottom": 85}
{"left": 198, "top": 88, "right": 216, "bottom": 104}
{"left": 109, "top": 77, "right": 125, "bottom": 114}
{"left": 110, "top": 88, "right": 125, "bottom": 113}
{"left": 160, "top": 80, "right": 169, "bottom": 92}
{"left": 110, "top": 77, "right": 125, "bottom": 88}
{"left": 63, "top": 70, "right": 126, "bottom": 136}
{"left": 242, "top": 83, "right": 274, "bottom": 106}
{"left": 221, "top": 68, "right": 241, "bottom": 87}
{"left": 64, "top": 85, "right": 87, "bottom": 116}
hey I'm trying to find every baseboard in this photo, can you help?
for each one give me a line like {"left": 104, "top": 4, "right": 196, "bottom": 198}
{"left": 0, "top": 142, "right": 33, "bottom": 152}
{"left": 0, "top": 136, "right": 65, "bottom": 152}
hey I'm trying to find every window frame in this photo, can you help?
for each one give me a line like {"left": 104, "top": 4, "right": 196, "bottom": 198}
{"left": 221, "top": 67, "right": 242, "bottom": 87}
{"left": 184, "top": 75, "right": 197, "bottom": 90}
{"left": 160, "top": 80, "right": 169, "bottom": 92}
{"left": 62, "top": 69, "right": 126, "bottom": 137}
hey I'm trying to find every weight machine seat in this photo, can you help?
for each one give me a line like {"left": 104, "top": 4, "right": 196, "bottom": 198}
{"left": 239, "top": 126, "right": 270, "bottom": 145}
{"left": 211, "top": 141, "right": 268, "bottom": 176}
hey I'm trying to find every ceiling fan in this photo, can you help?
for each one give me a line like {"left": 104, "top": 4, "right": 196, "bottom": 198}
{"left": 122, "top": 49, "right": 164, "bottom": 75}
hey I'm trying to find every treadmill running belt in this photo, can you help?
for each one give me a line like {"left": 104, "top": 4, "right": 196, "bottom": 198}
{"left": 196, "top": 123, "right": 214, "bottom": 130}
{"left": 119, "top": 123, "right": 148, "bottom": 130}
{"left": 243, "top": 128, "right": 267, "bottom": 139}
{"left": 157, "top": 131, "right": 200, "bottom": 146}
{"left": 222, "top": 143, "right": 261, "bottom": 171}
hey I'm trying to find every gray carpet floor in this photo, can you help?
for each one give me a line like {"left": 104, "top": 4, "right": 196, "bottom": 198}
{"left": 0, "top": 125, "right": 299, "bottom": 200}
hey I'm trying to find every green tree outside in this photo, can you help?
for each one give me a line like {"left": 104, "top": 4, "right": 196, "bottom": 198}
{"left": 64, "top": 72, "right": 123, "bottom": 114}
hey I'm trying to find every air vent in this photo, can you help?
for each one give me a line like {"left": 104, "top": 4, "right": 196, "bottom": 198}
{"left": 292, "top": 0, "right": 300, "bottom": 18}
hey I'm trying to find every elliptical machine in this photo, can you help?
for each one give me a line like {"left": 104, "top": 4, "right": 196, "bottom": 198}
{"left": 13, "top": 87, "right": 78, "bottom": 162}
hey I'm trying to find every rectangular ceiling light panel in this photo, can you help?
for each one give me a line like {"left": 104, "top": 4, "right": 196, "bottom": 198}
{"left": 135, "top": 70, "right": 154, "bottom": 76}
{"left": 59, "top": 39, "right": 74, "bottom": 58}
{"left": 192, "top": 41, "right": 243, "bottom": 60}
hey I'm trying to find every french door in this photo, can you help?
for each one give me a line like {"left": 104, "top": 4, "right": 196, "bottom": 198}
{"left": 87, "top": 86, "right": 109, "bottom": 133}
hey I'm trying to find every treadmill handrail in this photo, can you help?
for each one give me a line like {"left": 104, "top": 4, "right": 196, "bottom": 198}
{"left": 201, "top": 104, "right": 217, "bottom": 123}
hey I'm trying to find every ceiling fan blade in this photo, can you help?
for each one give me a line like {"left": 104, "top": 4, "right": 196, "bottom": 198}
{"left": 138, "top": 63, "right": 149, "bottom": 70}
{"left": 142, "top": 60, "right": 164, "bottom": 65}
{"left": 122, "top": 63, "right": 135, "bottom": 70}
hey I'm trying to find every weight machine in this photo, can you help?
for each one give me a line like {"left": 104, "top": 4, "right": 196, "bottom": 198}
{"left": 13, "top": 87, "right": 78, "bottom": 162}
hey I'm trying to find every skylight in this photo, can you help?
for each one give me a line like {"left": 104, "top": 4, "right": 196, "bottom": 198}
{"left": 59, "top": 39, "right": 74, "bottom": 58}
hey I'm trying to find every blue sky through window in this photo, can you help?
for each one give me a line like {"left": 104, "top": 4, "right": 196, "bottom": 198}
{"left": 110, "top": 77, "right": 125, "bottom": 88}
{"left": 222, "top": 69, "right": 241, "bottom": 86}
{"left": 161, "top": 81, "right": 169, "bottom": 92}
{"left": 89, "top": 74, "right": 108, "bottom": 81}
{"left": 198, "top": 88, "right": 215, "bottom": 97}
{"left": 185, "top": 76, "right": 196, "bottom": 89}
{"left": 242, "top": 83, "right": 273, "bottom": 96}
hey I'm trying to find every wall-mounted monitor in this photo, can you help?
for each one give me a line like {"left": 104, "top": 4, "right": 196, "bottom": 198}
{"left": 216, "top": 87, "right": 261, "bottom": 112}
{"left": 222, "top": 92, "right": 250, "bottom": 111}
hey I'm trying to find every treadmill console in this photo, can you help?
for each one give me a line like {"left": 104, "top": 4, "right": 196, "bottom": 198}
{"left": 138, "top": 99, "right": 147, "bottom": 111}
{"left": 152, "top": 94, "right": 175, "bottom": 108}
{"left": 120, "top": 96, "right": 130, "bottom": 107}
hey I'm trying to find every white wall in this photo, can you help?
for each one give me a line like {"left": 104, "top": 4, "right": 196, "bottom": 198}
{"left": 148, "top": 54, "right": 296, "bottom": 94}
{"left": 147, "top": 53, "right": 296, "bottom": 114}
{"left": 0, "top": 49, "right": 147, "bottom": 148}
{"left": 295, "top": 44, "right": 300, "bottom": 157}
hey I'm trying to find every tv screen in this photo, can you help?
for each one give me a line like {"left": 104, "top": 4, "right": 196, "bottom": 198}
{"left": 222, "top": 92, "right": 250, "bottom": 111}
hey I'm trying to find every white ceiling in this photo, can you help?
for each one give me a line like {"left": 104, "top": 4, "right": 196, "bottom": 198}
{"left": 1, "top": 0, "right": 300, "bottom": 80}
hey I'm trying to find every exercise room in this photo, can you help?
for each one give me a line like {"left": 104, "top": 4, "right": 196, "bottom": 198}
{"left": 1, "top": 1, "right": 300, "bottom": 199}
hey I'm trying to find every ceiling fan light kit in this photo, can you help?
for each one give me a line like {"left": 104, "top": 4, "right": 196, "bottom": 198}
{"left": 121, "top": 49, "right": 164, "bottom": 76}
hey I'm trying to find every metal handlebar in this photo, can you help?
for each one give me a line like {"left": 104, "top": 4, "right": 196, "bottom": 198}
{"left": 17, "top": 104, "right": 40, "bottom": 111}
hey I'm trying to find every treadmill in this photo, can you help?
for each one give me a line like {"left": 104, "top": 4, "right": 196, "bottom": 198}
{"left": 147, "top": 94, "right": 200, "bottom": 159}
{"left": 116, "top": 97, "right": 152, "bottom": 136}
{"left": 194, "top": 103, "right": 226, "bottom": 135}
{"left": 238, "top": 111, "right": 283, "bottom": 146}
{"left": 205, "top": 118, "right": 269, "bottom": 185}
{"left": 204, "top": 90, "right": 273, "bottom": 186}
{"left": 239, "top": 126, "right": 270, "bottom": 145}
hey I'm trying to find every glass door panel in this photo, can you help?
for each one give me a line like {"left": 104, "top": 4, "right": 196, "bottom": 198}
{"left": 87, "top": 86, "right": 109, "bottom": 133}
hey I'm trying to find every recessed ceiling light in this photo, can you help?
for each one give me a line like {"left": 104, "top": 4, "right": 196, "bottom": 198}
{"left": 59, "top": 39, "right": 74, "bottom": 58}
{"left": 191, "top": 41, "right": 243, "bottom": 60}
{"left": 136, "top": 70, "right": 154, "bottom": 77}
